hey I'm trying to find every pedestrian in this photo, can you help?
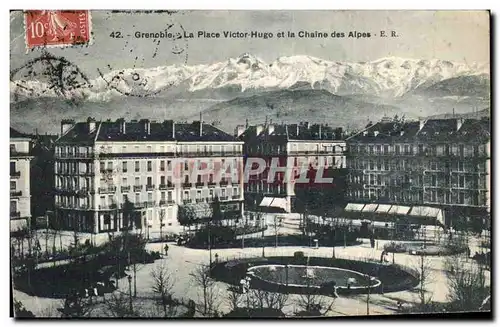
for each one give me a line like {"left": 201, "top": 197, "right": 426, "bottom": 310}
{"left": 164, "top": 244, "right": 169, "bottom": 256}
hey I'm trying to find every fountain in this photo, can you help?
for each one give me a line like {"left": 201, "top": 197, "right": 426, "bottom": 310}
{"left": 303, "top": 256, "right": 316, "bottom": 279}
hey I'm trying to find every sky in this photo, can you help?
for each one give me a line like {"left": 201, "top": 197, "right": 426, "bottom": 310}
{"left": 10, "top": 10, "right": 490, "bottom": 78}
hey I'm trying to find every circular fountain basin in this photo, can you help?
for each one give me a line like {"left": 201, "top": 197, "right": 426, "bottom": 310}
{"left": 248, "top": 264, "right": 381, "bottom": 290}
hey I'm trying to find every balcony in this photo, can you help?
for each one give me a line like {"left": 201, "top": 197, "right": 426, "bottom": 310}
{"left": 168, "top": 199, "right": 175, "bottom": 205}
{"left": 232, "top": 194, "right": 240, "bottom": 200}
{"left": 220, "top": 180, "right": 229, "bottom": 187}
{"left": 146, "top": 184, "right": 155, "bottom": 191}
{"left": 121, "top": 186, "right": 131, "bottom": 193}
{"left": 98, "top": 204, "right": 118, "bottom": 210}
{"left": 10, "top": 190, "right": 22, "bottom": 197}
{"left": 195, "top": 198, "right": 204, "bottom": 203}
{"left": 195, "top": 182, "right": 204, "bottom": 188}
{"left": 10, "top": 171, "right": 21, "bottom": 179}
{"left": 133, "top": 185, "right": 143, "bottom": 192}
{"left": 100, "top": 168, "right": 114, "bottom": 174}
{"left": 177, "top": 150, "right": 242, "bottom": 157}
{"left": 144, "top": 201, "right": 155, "bottom": 207}
{"left": 159, "top": 183, "right": 175, "bottom": 190}
{"left": 219, "top": 196, "right": 229, "bottom": 201}
{"left": 159, "top": 199, "right": 167, "bottom": 206}
{"left": 10, "top": 211, "right": 21, "bottom": 218}
{"left": 182, "top": 199, "right": 192, "bottom": 205}
{"left": 182, "top": 183, "right": 192, "bottom": 189}
{"left": 55, "top": 152, "right": 95, "bottom": 159}
{"left": 98, "top": 186, "right": 117, "bottom": 194}
{"left": 208, "top": 182, "right": 216, "bottom": 187}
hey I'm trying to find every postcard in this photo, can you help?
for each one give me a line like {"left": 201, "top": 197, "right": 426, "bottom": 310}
{"left": 10, "top": 10, "right": 491, "bottom": 318}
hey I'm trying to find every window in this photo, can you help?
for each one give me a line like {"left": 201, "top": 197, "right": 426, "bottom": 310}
{"left": 197, "top": 190, "right": 202, "bottom": 199}
{"left": 418, "top": 144, "right": 424, "bottom": 155}
{"left": 160, "top": 176, "right": 165, "bottom": 185}
{"left": 209, "top": 189, "right": 214, "bottom": 198}
{"left": 458, "top": 175, "right": 465, "bottom": 188}
{"left": 122, "top": 177, "right": 127, "bottom": 186}
{"left": 395, "top": 145, "right": 400, "bottom": 155}
{"left": 457, "top": 161, "right": 464, "bottom": 172}
{"left": 404, "top": 145, "right": 410, "bottom": 154}
{"left": 10, "top": 162, "right": 16, "bottom": 175}
{"left": 233, "top": 187, "right": 238, "bottom": 196}
{"left": 10, "top": 144, "right": 16, "bottom": 153}
{"left": 122, "top": 145, "right": 127, "bottom": 153}
{"left": 184, "top": 161, "right": 189, "bottom": 171}
{"left": 160, "top": 161, "right": 165, "bottom": 171}
{"left": 107, "top": 161, "right": 112, "bottom": 170}
{"left": 10, "top": 181, "right": 16, "bottom": 190}
{"left": 431, "top": 175, "right": 437, "bottom": 187}
{"left": 369, "top": 145, "right": 374, "bottom": 154}
{"left": 147, "top": 161, "right": 152, "bottom": 172}
{"left": 221, "top": 189, "right": 226, "bottom": 197}
{"left": 167, "top": 191, "right": 172, "bottom": 201}
{"left": 183, "top": 190, "right": 189, "bottom": 199}
{"left": 383, "top": 145, "right": 389, "bottom": 154}
{"left": 135, "top": 193, "right": 140, "bottom": 204}
{"left": 430, "top": 161, "right": 437, "bottom": 170}
{"left": 135, "top": 177, "right": 140, "bottom": 186}
{"left": 100, "top": 161, "right": 105, "bottom": 172}
{"left": 167, "top": 160, "right": 172, "bottom": 170}
{"left": 10, "top": 201, "right": 17, "bottom": 213}
{"left": 161, "top": 191, "right": 166, "bottom": 200}
{"left": 458, "top": 192, "right": 465, "bottom": 204}
{"left": 135, "top": 161, "right": 140, "bottom": 172}
{"left": 430, "top": 190, "right": 436, "bottom": 202}
{"left": 147, "top": 177, "right": 152, "bottom": 186}
{"left": 122, "top": 161, "right": 128, "bottom": 172}
{"left": 147, "top": 193, "right": 153, "bottom": 202}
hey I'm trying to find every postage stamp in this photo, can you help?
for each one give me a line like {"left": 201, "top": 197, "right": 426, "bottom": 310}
{"left": 24, "top": 10, "right": 92, "bottom": 49}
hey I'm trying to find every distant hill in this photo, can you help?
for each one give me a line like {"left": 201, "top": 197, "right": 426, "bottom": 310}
{"left": 413, "top": 74, "right": 490, "bottom": 98}
{"left": 426, "top": 108, "right": 490, "bottom": 120}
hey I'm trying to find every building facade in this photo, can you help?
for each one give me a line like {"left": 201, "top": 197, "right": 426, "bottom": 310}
{"left": 239, "top": 122, "right": 347, "bottom": 213}
{"left": 346, "top": 117, "right": 491, "bottom": 227}
{"left": 10, "top": 128, "right": 34, "bottom": 231}
{"left": 54, "top": 117, "right": 244, "bottom": 234}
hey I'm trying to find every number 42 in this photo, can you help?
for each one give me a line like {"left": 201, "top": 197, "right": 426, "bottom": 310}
{"left": 109, "top": 31, "right": 123, "bottom": 38}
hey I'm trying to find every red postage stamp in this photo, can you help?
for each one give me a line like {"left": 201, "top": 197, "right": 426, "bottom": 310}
{"left": 24, "top": 10, "right": 91, "bottom": 49}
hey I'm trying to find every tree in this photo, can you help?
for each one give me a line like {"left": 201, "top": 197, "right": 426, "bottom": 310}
{"left": 294, "top": 277, "right": 334, "bottom": 317}
{"left": 445, "top": 256, "right": 490, "bottom": 312}
{"left": 57, "top": 292, "right": 93, "bottom": 318}
{"left": 272, "top": 215, "right": 282, "bottom": 248}
{"left": 226, "top": 286, "right": 243, "bottom": 312}
{"left": 248, "top": 289, "right": 288, "bottom": 312}
{"left": 159, "top": 208, "right": 166, "bottom": 254}
{"left": 105, "top": 292, "right": 138, "bottom": 318}
{"left": 415, "top": 253, "right": 434, "bottom": 309}
{"left": 151, "top": 262, "right": 176, "bottom": 317}
{"left": 190, "top": 265, "right": 219, "bottom": 316}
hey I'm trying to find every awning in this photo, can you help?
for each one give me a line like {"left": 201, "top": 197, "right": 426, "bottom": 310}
{"left": 362, "top": 204, "right": 378, "bottom": 212}
{"left": 372, "top": 221, "right": 395, "bottom": 228}
{"left": 259, "top": 197, "right": 274, "bottom": 207}
{"left": 375, "top": 204, "right": 392, "bottom": 214}
{"left": 388, "top": 205, "right": 411, "bottom": 215}
{"left": 409, "top": 206, "right": 445, "bottom": 226}
{"left": 259, "top": 197, "right": 288, "bottom": 211}
{"left": 344, "top": 203, "right": 365, "bottom": 212}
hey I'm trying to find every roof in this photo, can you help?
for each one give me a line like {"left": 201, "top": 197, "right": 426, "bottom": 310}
{"left": 10, "top": 128, "right": 31, "bottom": 139}
{"left": 239, "top": 123, "right": 344, "bottom": 143}
{"left": 348, "top": 117, "right": 490, "bottom": 144}
{"left": 56, "top": 120, "right": 238, "bottom": 144}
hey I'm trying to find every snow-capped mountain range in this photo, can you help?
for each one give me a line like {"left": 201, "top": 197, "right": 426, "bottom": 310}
{"left": 10, "top": 53, "right": 489, "bottom": 101}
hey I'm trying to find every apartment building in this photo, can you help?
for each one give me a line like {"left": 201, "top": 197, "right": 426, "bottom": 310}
{"left": 54, "top": 117, "right": 244, "bottom": 234}
{"left": 346, "top": 117, "right": 491, "bottom": 227}
{"left": 10, "top": 128, "right": 34, "bottom": 231}
{"left": 238, "top": 122, "right": 347, "bottom": 213}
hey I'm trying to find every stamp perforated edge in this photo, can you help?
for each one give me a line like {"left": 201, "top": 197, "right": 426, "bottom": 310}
{"left": 23, "top": 10, "right": 94, "bottom": 53}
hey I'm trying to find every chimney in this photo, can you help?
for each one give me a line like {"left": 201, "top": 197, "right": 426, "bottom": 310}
{"left": 374, "top": 131, "right": 379, "bottom": 137}
{"left": 256, "top": 125, "right": 264, "bottom": 136}
{"left": 86, "top": 117, "right": 96, "bottom": 133}
{"left": 419, "top": 118, "right": 426, "bottom": 131}
{"left": 235, "top": 125, "right": 246, "bottom": 137}
{"left": 456, "top": 118, "right": 464, "bottom": 131}
{"left": 140, "top": 119, "right": 150, "bottom": 135}
{"left": 267, "top": 124, "right": 275, "bottom": 135}
{"left": 117, "top": 118, "right": 126, "bottom": 134}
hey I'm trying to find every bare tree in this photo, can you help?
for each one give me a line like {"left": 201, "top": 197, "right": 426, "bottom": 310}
{"left": 413, "top": 253, "right": 435, "bottom": 309}
{"left": 248, "top": 289, "right": 289, "bottom": 312}
{"left": 272, "top": 215, "right": 282, "bottom": 247}
{"left": 190, "top": 264, "right": 219, "bottom": 316}
{"left": 445, "top": 256, "right": 489, "bottom": 312}
{"left": 226, "top": 285, "right": 243, "bottom": 312}
{"left": 105, "top": 292, "right": 138, "bottom": 318}
{"left": 57, "top": 292, "right": 94, "bottom": 318}
{"left": 151, "top": 262, "right": 176, "bottom": 317}
{"left": 159, "top": 208, "right": 166, "bottom": 254}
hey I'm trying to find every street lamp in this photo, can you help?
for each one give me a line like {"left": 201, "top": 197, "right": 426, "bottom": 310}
{"left": 127, "top": 275, "right": 133, "bottom": 312}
